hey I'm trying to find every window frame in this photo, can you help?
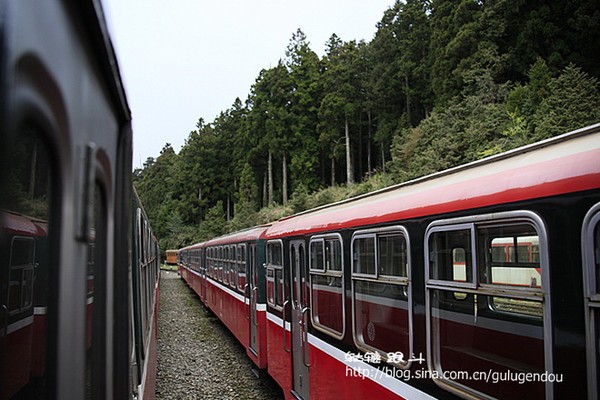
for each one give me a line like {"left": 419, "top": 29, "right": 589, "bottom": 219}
{"left": 308, "top": 233, "right": 345, "bottom": 339}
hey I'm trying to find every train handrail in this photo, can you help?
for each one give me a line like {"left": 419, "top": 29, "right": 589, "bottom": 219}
{"left": 252, "top": 287, "right": 259, "bottom": 327}
{"left": 282, "top": 299, "right": 291, "bottom": 353}
{"left": 243, "top": 283, "right": 250, "bottom": 321}
{"left": 301, "top": 306, "right": 311, "bottom": 368}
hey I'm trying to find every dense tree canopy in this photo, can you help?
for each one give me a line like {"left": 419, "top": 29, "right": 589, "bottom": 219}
{"left": 134, "top": 0, "right": 600, "bottom": 251}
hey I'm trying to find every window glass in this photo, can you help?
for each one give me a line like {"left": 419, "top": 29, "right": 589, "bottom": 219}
{"left": 223, "top": 251, "right": 229, "bottom": 285}
{"left": 266, "top": 268, "right": 275, "bottom": 306}
{"left": 429, "top": 289, "right": 544, "bottom": 399}
{"left": 378, "top": 234, "right": 407, "bottom": 277}
{"left": 478, "top": 224, "right": 540, "bottom": 288}
{"left": 10, "top": 238, "right": 35, "bottom": 266}
{"left": 310, "top": 240, "right": 324, "bottom": 271}
{"left": 327, "top": 240, "right": 342, "bottom": 272}
{"left": 237, "top": 245, "right": 246, "bottom": 291}
{"left": 267, "top": 241, "right": 283, "bottom": 266}
{"left": 275, "top": 268, "right": 284, "bottom": 307}
{"left": 8, "top": 238, "right": 36, "bottom": 313}
{"left": 428, "top": 229, "right": 472, "bottom": 283}
{"left": 22, "top": 268, "right": 34, "bottom": 309}
{"left": 353, "top": 236, "right": 376, "bottom": 275}
{"left": 353, "top": 279, "right": 410, "bottom": 365}
{"left": 311, "top": 274, "right": 343, "bottom": 335}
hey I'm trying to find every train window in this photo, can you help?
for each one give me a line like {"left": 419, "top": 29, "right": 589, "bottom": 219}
{"left": 218, "top": 246, "right": 223, "bottom": 282}
{"left": 267, "top": 241, "right": 283, "bottom": 266}
{"left": 352, "top": 235, "right": 376, "bottom": 276}
{"left": 478, "top": 224, "right": 542, "bottom": 318}
{"left": 425, "top": 212, "right": 548, "bottom": 400}
{"left": 8, "top": 237, "right": 36, "bottom": 314}
{"left": 223, "top": 246, "right": 230, "bottom": 285}
{"left": 378, "top": 234, "right": 407, "bottom": 278}
{"left": 428, "top": 226, "right": 474, "bottom": 287}
{"left": 310, "top": 240, "right": 325, "bottom": 271}
{"left": 327, "top": 240, "right": 342, "bottom": 272}
{"left": 230, "top": 245, "right": 237, "bottom": 289}
{"left": 266, "top": 268, "right": 275, "bottom": 305}
{"left": 351, "top": 227, "right": 412, "bottom": 367}
{"left": 275, "top": 268, "right": 284, "bottom": 307}
{"left": 266, "top": 240, "right": 284, "bottom": 310}
{"left": 206, "top": 248, "right": 211, "bottom": 277}
{"left": 237, "top": 244, "right": 246, "bottom": 291}
{"left": 309, "top": 234, "right": 344, "bottom": 338}
{"left": 226, "top": 246, "right": 237, "bottom": 286}
{"left": 479, "top": 224, "right": 541, "bottom": 288}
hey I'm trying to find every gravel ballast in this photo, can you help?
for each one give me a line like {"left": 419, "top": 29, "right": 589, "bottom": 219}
{"left": 156, "top": 270, "right": 284, "bottom": 399}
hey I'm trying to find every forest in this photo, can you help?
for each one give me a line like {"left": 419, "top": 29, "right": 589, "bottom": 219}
{"left": 133, "top": 0, "right": 600, "bottom": 251}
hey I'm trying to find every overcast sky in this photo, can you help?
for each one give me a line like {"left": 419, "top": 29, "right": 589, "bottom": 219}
{"left": 102, "top": 1, "right": 395, "bottom": 169}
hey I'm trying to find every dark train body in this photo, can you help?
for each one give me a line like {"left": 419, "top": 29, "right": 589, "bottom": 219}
{"left": 0, "top": 1, "right": 159, "bottom": 399}
{"left": 179, "top": 123, "right": 600, "bottom": 400}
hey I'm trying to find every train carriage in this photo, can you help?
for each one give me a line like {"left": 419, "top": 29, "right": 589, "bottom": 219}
{"left": 261, "top": 123, "right": 600, "bottom": 400}
{"left": 0, "top": 1, "right": 159, "bottom": 399}
{"left": 165, "top": 250, "right": 179, "bottom": 265}
{"left": 180, "top": 122, "right": 600, "bottom": 400}
{"left": 179, "top": 225, "right": 271, "bottom": 369}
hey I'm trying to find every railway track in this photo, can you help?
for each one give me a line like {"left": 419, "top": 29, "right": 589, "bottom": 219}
{"left": 156, "top": 270, "right": 283, "bottom": 399}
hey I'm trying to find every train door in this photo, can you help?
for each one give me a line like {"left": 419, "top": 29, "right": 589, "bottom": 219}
{"left": 248, "top": 244, "right": 259, "bottom": 355}
{"left": 289, "top": 240, "right": 310, "bottom": 399}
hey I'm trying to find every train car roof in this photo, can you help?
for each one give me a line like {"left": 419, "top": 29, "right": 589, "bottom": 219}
{"left": 2, "top": 211, "right": 47, "bottom": 236}
{"left": 266, "top": 123, "right": 600, "bottom": 239}
{"left": 179, "top": 243, "right": 203, "bottom": 252}
{"left": 178, "top": 225, "right": 271, "bottom": 252}
{"left": 204, "top": 225, "right": 271, "bottom": 248}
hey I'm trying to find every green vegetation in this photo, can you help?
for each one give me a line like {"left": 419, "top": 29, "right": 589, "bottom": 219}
{"left": 160, "top": 263, "right": 178, "bottom": 272}
{"left": 134, "top": 0, "right": 600, "bottom": 251}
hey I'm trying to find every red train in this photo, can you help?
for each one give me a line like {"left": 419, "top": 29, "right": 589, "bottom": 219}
{"left": 179, "top": 122, "right": 600, "bottom": 400}
{"left": 0, "top": 1, "right": 159, "bottom": 399}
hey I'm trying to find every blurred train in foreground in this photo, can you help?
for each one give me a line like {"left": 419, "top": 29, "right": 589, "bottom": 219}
{"left": 179, "top": 123, "right": 600, "bottom": 400}
{"left": 0, "top": 1, "right": 159, "bottom": 399}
